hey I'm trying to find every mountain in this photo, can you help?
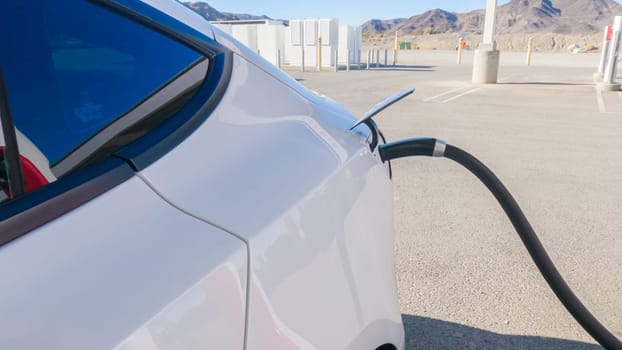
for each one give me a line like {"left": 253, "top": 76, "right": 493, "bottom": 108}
{"left": 182, "top": 1, "right": 270, "bottom": 21}
{"left": 389, "top": 9, "right": 459, "bottom": 35}
{"left": 221, "top": 12, "right": 270, "bottom": 20}
{"left": 182, "top": 2, "right": 232, "bottom": 21}
{"left": 364, "top": 18, "right": 407, "bottom": 34}
{"left": 363, "top": 0, "right": 622, "bottom": 36}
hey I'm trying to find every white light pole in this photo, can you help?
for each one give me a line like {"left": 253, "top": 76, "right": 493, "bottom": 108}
{"left": 595, "top": 25, "right": 613, "bottom": 80}
{"left": 601, "top": 16, "right": 622, "bottom": 91}
{"left": 482, "top": 0, "right": 497, "bottom": 47}
{"left": 472, "top": 0, "right": 500, "bottom": 84}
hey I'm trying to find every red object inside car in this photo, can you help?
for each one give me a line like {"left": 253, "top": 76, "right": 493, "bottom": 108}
{"left": 0, "top": 146, "right": 49, "bottom": 197}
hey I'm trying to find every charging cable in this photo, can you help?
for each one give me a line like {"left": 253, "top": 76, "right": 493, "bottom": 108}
{"left": 379, "top": 137, "right": 622, "bottom": 350}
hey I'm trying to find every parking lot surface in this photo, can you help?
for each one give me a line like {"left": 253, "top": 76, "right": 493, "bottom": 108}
{"left": 288, "top": 50, "right": 622, "bottom": 349}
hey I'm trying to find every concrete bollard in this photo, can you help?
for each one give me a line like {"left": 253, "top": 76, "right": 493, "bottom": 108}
{"left": 526, "top": 37, "right": 533, "bottom": 66}
{"left": 472, "top": 47, "right": 500, "bottom": 83}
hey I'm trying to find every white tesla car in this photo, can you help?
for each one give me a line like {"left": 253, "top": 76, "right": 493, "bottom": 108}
{"left": 0, "top": 0, "right": 404, "bottom": 349}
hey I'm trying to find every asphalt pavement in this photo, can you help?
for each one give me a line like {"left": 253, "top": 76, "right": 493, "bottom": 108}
{"left": 287, "top": 50, "right": 622, "bottom": 349}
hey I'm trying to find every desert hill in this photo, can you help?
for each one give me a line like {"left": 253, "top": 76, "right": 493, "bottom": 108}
{"left": 182, "top": 1, "right": 270, "bottom": 21}
{"left": 363, "top": 0, "right": 622, "bottom": 36}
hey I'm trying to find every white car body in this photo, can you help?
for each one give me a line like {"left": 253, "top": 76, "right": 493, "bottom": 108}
{"left": 0, "top": 0, "right": 404, "bottom": 349}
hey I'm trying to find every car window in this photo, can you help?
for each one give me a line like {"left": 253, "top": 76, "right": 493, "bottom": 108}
{"left": 0, "top": 0, "right": 208, "bottom": 202}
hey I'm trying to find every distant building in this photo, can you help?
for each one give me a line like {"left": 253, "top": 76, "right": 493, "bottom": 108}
{"left": 212, "top": 19, "right": 362, "bottom": 68}
{"left": 211, "top": 20, "right": 287, "bottom": 67}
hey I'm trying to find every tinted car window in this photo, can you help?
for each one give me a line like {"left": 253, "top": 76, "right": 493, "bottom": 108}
{"left": 0, "top": 0, "right": 206, "bottom": 170}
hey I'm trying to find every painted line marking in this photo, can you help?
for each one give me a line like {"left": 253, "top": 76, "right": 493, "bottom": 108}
{"left": 596, "top": 88, "right": 606, "bottom": 113}
{"left": 499, "top": 75, "right": 518, "bottom": 82}
{"left": 442, "top": 87, "right": 482, "bottom": 103}
{"left": 594, "top": 88, "right": 622, "bottom": 114}
{"left": 423, "top": 86, "right": 465, "bottom": 102}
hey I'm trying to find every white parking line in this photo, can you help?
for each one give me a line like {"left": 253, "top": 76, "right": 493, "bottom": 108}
{"left": 423, "top": 86, "right": 465, "bottom": 102}
{"left": 596, "top": 88, "right": 606, "bottom": 113}
{"left": 442, "top": 87, "right": 482, "bottom": 103}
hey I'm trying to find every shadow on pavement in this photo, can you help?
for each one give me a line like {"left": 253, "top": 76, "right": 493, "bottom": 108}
{"left": 341, "top": 65, "right": 436, "bottom": 72}
{"left": 373, "top": 65, "right": 436, "bottom": 72}
{"left": 402, "top": 314, "right": 602, "bottom": 350}
{"left": 497, "top": 81, "right": 592, "bottom": 86}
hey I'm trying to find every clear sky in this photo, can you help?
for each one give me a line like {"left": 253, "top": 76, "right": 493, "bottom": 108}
{"left": 206, "top": 0, "right": 513, "bottom": 26}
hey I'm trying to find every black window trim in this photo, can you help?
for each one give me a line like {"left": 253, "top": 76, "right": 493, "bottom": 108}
{"left": 0, "top": 157, "right": 134, "bottom": 246}
{"left": 0, "top": 67, "right": 25, "bottom": 198}
{"left": 0, "top": 0, "right": 233, "bottom": 247}
{"left": 52, "top": 57, "right": 211, "bottom": 176}
{"left": 97, "top": 0, "right": 234, "bottom": 171}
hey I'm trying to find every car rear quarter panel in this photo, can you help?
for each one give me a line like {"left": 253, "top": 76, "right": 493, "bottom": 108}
{"left": 0, "top": 177, "right": 247, "bottom": 350}
{"left": 139, "top": 53, "right": 403, "bottom": 349}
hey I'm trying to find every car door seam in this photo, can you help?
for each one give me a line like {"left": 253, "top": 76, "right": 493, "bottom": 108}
{"left": 135, "top": 172, "right": 252, "bottom": 350}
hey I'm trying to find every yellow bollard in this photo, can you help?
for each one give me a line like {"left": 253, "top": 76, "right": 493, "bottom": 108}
{"left": 317, "top": 36, "right": 322, "bottom": 72}
{"left": 526, "top": 37, "right": 533, "bottom": 66}
{"left": 393, "top": 31, "right": 399, "bottom": 65}
{"left": 457, "top": 37, "right": 464, "bottom": 64}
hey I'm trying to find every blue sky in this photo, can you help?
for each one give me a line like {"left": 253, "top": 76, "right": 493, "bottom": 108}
{"left": 206, "top": 0, "right": 513, "bottom": 25}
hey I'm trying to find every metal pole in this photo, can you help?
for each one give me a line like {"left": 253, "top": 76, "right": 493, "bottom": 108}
{"left": 301, "top": 44, "right": 305, "bottom": 72}
{"left": 298, "top": 22, "right": 305, "bottom": 72}
{"left": 457, "top": 38, "right": 464, "bottom": 64}
{"left": 598, "top": 26, "right": 613, "bottom": 75}
{"left": 277, "top": 49, "right": 281, "bottom": 69}
{"left": 604, "top": 16, "right": 622, "bottom": 84}
{"left": 526, "top": 37, "right": 533, "bottom": 66}
{"left": 366, "top": 49, "right": 371, "bottom": 70}
{"left": 376, "top": 49, "right": 380, "bottom": 68}
{"left": 334, "top": 48, "right": 338, "bottom": 72}
{"left": 346, "top": 50, "right": 350, "bottom": 71}
{"left": 384, "top": 49, "right": 388, "bottom": 66}
{"left": 319, "top": 38, "right": 323, "bottom": 71}
{"left": 357, "top": 49, "right": 361, "bottom": 67}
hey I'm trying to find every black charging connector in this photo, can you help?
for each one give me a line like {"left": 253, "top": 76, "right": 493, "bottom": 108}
{"left": 379, "top": 138, "right": 622, "bottom": 350}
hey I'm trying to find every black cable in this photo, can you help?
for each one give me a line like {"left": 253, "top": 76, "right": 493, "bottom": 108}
{"left": 379, "top": 137, "right": 438, "bottom": 161}
{"left": 379, "top": 139, "right": 622, "bottom": 350}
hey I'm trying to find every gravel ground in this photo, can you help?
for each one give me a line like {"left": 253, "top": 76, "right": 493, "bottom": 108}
{"left": 286, "top": 51, "right": 622, "bottom": 349}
